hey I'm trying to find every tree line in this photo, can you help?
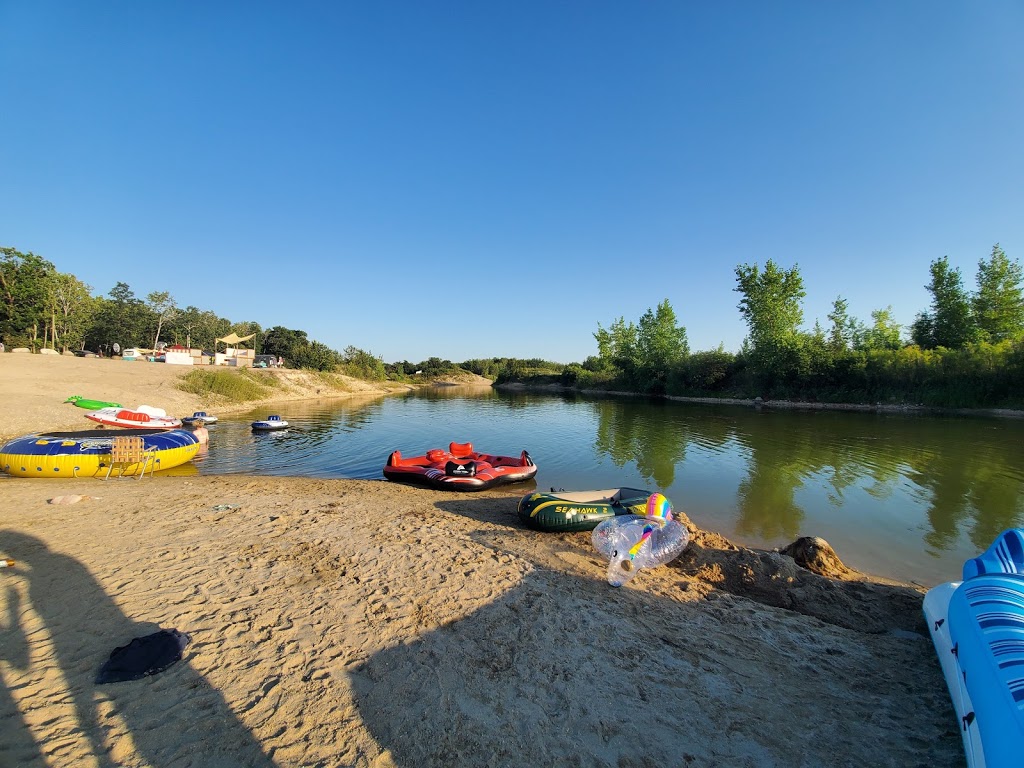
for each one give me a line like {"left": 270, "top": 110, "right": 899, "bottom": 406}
{"left": 0, "top": 246, "right": 382, "bottom": 373}
{"left": 566, "top": 244, "right": 1024, "bottom": 407}
{"left": 4, "top": 242, "right": 1023, "bottom": 407}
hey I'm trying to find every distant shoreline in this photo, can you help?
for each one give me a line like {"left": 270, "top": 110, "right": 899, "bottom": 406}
{"left": 496, "top": 381, "right": 1024, "bottom": 419}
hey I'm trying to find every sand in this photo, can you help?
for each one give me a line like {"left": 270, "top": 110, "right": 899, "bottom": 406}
{"left": 0, "top": 354, "right": 964, "bottom": 767}
{"left": 0, "top": 354, "right": 411, "bottom": 443}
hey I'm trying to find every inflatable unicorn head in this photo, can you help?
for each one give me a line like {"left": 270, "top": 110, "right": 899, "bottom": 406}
{"left": 591, "top": 493, "right": 689, "bottom": 587}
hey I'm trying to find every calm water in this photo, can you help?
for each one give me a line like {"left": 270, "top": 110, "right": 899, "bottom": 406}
{"left": 184, "top": 387, "right": 1024, "bottom": 586}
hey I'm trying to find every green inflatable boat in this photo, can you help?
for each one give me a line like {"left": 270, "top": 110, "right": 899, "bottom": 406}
{"left": 517, "top": 487, "right": 654, "bottom": 533}
{"left": 64, "top": 395, "right": 122, "bottom": 410}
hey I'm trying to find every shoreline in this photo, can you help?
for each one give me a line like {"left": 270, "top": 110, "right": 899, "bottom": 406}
{"left": 0, "top": 354, "right": 408, "bottom": 442}
{"left": 497, "top": 381, "right": 1024, "bottom": 419}
{"left": 0, "top": 354, "right": 965, "bottom": 766}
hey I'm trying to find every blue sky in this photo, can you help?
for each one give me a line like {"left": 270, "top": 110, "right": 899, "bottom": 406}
{"left": 1, "top": 2, "right": 1021, "bottom": 364}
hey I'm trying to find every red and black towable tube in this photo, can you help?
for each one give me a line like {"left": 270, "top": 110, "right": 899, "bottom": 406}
{"left": 383, "top": 441, "right": 537, "bottom": 491}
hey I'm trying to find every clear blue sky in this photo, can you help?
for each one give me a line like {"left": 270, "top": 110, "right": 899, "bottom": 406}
{"left": 2, "top": 2, "right": 1021, "bottom": 363}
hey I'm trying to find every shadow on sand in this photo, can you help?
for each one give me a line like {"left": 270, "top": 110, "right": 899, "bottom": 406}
{"left": 348, "top": 495, "right": 962, "bottom": 767}
{"left": 0, "top": 530, "right": 277, "bottom": 768}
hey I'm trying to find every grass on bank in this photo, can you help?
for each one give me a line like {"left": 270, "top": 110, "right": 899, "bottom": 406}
{"left": 177, "top": 367, "right": 358, "bottom": 405}
{"left": 306, "top": 370, "right": 351, "bottom": 391}
{"left": 178, "top": 368, "right": 280, "bottom": 403}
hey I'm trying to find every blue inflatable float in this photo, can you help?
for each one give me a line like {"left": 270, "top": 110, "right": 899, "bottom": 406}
{"left": 923, "top": 529, "right": 1024, "bottom": 768}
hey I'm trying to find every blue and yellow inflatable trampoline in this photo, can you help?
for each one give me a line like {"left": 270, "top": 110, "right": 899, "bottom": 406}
{"left": 0, "top": 428, "right": 201, "bottom": 478}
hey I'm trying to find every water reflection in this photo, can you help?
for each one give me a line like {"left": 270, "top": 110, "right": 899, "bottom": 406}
{"left": 593, "top": 400, "right": 689, "bottom": 488}
{"left": 186, "top": 389, "right": 1024, "bottom": 584}
{"left": 574, "top": 400, "right": 1023, "bottom": 582}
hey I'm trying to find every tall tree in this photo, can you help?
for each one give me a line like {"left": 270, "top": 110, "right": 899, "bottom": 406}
{"left": 594, "top": 316, "right": 640, "bottom": 376}
{"left": 827, "top": 296, "right": 855, "bottom": 351}
{"left": 734, "top": 260, "right": 806, "bottom": 349}
{"left": 0, "top": 247, "right": 56, "bottom": 347}
{"left": 923, "top": 256, "right": 977, "bottom": 348}
{"left": 973, "top": 244, "right": 1024, "bottom": 343}
{"left": 636, "top": 299, "right": 688, "bottom": 372}
{"left": 146, "top": 291, "right": 178, "bottom": 350}
{"left": 48, "top": 272, "right": 96, "bottom": 352}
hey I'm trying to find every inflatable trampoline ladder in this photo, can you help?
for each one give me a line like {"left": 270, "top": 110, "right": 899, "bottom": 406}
{"left": 105, "top": 436, "right": 155, "bottom": 480}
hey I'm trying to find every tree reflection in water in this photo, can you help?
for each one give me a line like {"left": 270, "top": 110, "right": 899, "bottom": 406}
{"left": 589, "top": 398, "right": 1024, "bottom": 575}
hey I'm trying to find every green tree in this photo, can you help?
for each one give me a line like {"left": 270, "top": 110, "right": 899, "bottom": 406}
{"left": 146, "top": 291, "right": 178, "bottom": 349}
{"left": 170, "top": 306, "right": 226, "bottom": 350}
{"left": 48, "top": 272, "right": 96, "bottom": 352}
{"left": 289, "top": 340, "right": 340, "bottom": 371}
{"left": 636, "top": 299, "right": 688, "bottom": 371}
{"left": 857, "top": 307, "right": 903, "bottom": 351}
{"left": 594, "top": 316, "right": 640, "bottom": 376}
{"left": 342, "top": 346, "right": 386, "bottom": 379}
{"left": 734, "top": 260, "right": 806, "bottom": 350}
{"left": 261, "top": 326, "right": 308, "bottom": 361}
{"left": 973, "top": 244, "right": 1024, "bottom": 343}
{"left": 827, "top": 296, "right": 856, "bottom": 351}
{"left": 921, "top": 256, "right": 977, "bottom": 349}
{"left": 0, "top": 247, "right": 56, "bottom": 347}
{"left": 910, "top": 311, "right": 934, "bottom": 348}
{"left": 419, "top": 356, "right": 456, "bottom": 376}
{"left": 86, "top": 282, "right": 148, "bottom": 352}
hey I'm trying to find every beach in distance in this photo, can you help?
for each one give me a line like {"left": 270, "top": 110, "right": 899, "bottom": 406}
{"left": 0, "top": 354, "right": 964, "bottom": 767}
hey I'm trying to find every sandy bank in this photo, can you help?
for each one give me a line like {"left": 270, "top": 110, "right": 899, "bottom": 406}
{"left": 0, "top": 354, "right": 963, "bottom": 766}
{"left": 0, "top": 476, "right": 963, "bottom": 767}
{"left": 0, "top": 354, "right": 409, "bottom": 442}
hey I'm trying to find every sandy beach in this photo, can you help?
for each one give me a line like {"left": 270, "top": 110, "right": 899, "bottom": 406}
{"left": 0, "top": 355, "right": 963, "bottom": 767}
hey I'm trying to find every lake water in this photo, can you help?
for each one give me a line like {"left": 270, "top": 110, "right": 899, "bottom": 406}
{"left": 184, "top": 386, "right": 1024, "bottom": 586}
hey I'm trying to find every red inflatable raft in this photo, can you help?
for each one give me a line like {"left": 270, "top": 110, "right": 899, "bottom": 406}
{"left": 383, "top": 442, "right": 536, "bottom": 491}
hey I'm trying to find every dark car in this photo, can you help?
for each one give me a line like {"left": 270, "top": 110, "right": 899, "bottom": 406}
{"left": 254, "top": 354, "right": 278, "bottom": 368}
{"left": 73, "top": 350, "right": 100, "bottom": 358}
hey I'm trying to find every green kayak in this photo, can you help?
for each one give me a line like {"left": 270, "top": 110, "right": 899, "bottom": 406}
{"left": 64, "top": 395, "right": 122, "bottom": 409}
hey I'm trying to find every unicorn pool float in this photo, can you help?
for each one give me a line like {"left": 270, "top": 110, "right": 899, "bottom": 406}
{"left": 591, "top": 492, "right": 690, "bottom": 587}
